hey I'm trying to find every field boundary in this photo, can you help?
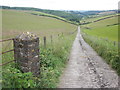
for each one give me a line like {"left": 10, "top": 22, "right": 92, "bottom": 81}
{"left": 1, "top": 29, "right": 77, "bottom": 66}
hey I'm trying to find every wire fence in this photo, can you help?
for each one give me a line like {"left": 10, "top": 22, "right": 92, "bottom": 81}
{"left": 1, "top": 30, "right": 77, "bottom": 66}
{"left": 81, "top": 32, "right": 120, "bottom": 47}
{"left": 1, "top": 29, "right": 119, "bottom": 66}
{"left": 0, "top": 38, "right": 14, "bottom": 66}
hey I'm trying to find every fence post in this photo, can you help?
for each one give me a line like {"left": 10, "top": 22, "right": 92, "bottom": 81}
{"left": 118, "top": 42, "right": 120, "bottom": 47}
{"left": 105, "top": 38, "right": 108, "bottom": 42}
{"left": 113, "top": 41, "right": 116, "bottom": 46}
{"left": 44, "top": 36, "right": 46, "bottom": 48}
{"left": 51, "top": 35, "right": 53, "bottom": 44}
{"left": 62, "top": 32, "right": 63, "bottom": 36}
{"left": 13, "top": 32, "right": 40, "bottom": 77}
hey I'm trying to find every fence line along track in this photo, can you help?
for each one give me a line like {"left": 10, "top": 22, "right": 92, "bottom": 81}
{"left": 1, "top": 29, "right": 118, "bottom": 67}
{"left": 0, "top": 38, "right": 13, "bottom": 42}
{"left": 1, "top": 30, "right": 77, "bottom": 66}
{"left": 0, "top": 49, "right": 14, "bottom": 55}
{"left": 0, "top": 60, "right": 16, "bottom": 66}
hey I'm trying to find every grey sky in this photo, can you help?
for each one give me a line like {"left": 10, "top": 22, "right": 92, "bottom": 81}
{"left": 1, "top": 0, "right": 119, "bottom": 10}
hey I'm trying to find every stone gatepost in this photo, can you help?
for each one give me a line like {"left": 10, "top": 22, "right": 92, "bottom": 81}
{"left": 13, "top": 32, "right": 40, "bottom": 77}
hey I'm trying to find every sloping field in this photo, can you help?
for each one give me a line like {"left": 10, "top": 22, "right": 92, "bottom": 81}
{"left": 2, "top": 9, "right": 77, "bottom": 39}
{"left": 2, "top": 9, "right": 77, "bottom": 88}
{"left": 81, "top": 15, "right": 119, "bottom": 41}
{"left": 81, "top": 14, "right": 120, "bottom": 76}
{"left": 81, "top": 14, "right": 118, "bottom": 23}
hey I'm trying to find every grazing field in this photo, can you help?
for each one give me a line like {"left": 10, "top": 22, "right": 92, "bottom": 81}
{"left": 81, "top": 14, "right": 120, "bottom": 75}
{"left": 81, "top": 15, "right": 119, "bottom": 41}
{"left": 2, "top": 9, "right": 77, "bottom": 88}
{"left": 2, "top": 9, "right": 77, "bottom": 39}
{"left": 28, "top": 11, "right": 77, "bottom": 25}
{"left": 81, "top": 14, "right": 119, "bottom": 24}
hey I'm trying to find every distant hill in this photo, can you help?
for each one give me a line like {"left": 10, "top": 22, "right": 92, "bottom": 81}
{"left": 0, "top": 6, "right": 82, "bottom": 24}
{"left": 80, "top": 10, "right": 117, "bottom": 15}
{"left": 1, "top": 6, "right": 118, "bottom": 24}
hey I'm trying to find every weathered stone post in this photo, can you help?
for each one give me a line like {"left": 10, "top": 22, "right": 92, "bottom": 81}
{"left": 13, "top": 32, "right": 40, "bottom": 77}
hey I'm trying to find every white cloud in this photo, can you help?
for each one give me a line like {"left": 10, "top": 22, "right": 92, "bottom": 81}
{"left": 1, "top": 0, "right": 119, "bottom": 10}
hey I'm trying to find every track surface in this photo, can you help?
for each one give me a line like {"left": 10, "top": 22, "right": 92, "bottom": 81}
{"left": 58, "top": 26, "right": 119, "bottom": 88}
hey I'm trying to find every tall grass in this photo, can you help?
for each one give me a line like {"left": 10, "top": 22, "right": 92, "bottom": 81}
{"left": 82, "top": 33, "right": 120, "bottom": 76}
{"left": 2, "top": 32, "right": 76, "bottom": 88}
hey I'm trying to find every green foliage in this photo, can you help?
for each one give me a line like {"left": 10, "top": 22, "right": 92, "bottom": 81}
{"left": 81, "top": 12, "right": 119, "bottom": 75}
{"left": 2, "top": 33, "right": 76, "bottom": 88}
{"left": 29, "top": 11, "right": 78, "bottom": 25}
{"left": 2, "top": 65, "right": 37, "bottom": 88}
{"left": 37, "top": 34, "right": 76, "bottom": 88}
{"left": 82, "top": 34, "right": 120, "bottom": 75}
{"left": 2, "top": 8, "right": 77, "bottom": 88}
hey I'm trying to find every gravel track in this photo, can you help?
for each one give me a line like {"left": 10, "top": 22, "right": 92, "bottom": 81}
{"left": 58, "top": 26, "right": 119, "bottom": 88}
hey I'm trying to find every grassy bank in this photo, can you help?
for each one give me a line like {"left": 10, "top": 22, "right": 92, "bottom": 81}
{"left": 80, "top": 13, "right": 119, "bottom": 75}
{"left": 82, "top": 33, "right": 120, "bottom": 75}
{"left": 2, "top": 29, "right": 77, "bottom": 88}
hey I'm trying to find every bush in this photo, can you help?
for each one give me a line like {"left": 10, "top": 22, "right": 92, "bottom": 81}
{"left": 2, "top": 65, "right": 37, "bottom": 88}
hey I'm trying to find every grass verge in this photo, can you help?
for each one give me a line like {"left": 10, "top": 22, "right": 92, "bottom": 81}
{"left": 82, "top": 33, "right": 120, "bottom": 76}
{"left": 2, "top": 32, "right": 76, "bottom": 88}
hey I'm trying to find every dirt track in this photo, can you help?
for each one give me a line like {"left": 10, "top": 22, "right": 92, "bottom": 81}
{"left": 58, "top": 26, "right": 119, "bottom": 88}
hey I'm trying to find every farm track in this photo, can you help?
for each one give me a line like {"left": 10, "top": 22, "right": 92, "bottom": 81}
{"left": 58, "top": 26, "right": 119, "bottom": 88}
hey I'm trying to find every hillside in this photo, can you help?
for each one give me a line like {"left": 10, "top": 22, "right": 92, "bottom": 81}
{"left": 1, "top": 6, "right": 82, "bottom": 24}
{"left": 2, "top": 9, "right": 78, "bottom": 88}
{"left": 1, "top": 6, "right": 120, "bottom": 88}
{"left": 81, "top": 13, "right": 120, "bottom": 76}
{"left": 1, "top": 6, "right": 118, "bottom": 24}
{"left": 81, "top": 14, "right": 119, "bottom": 41}
{"left": 2, "top": 9, "right": 77, "bottom": 39}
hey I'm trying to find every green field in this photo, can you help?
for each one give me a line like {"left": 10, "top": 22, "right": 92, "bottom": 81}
{"left": 2, "top": 9, "right": 77, "bottom": 39}
{"left": 1, "top": 8, "right": 120, "bottom": 88}
{"left": 81, "top": 15, "right": 119, "bottom": 41}
{"left": 81, "top": 14, "right": 119, "bottom": 24}
{"left": 2, "top": 9, "right": 77, "bottom": 88}
{"left": 81, "top": 14, "right": 120, "bottom": 76}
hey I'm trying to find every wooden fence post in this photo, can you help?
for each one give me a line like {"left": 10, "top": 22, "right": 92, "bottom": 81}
{"left": 13, "top": 32, "right": 40, "bottom": 77}
{"left": 44, "top": 36, "right": 46, "bottom": 48}
{"left": 105, "top": 38, "right": 108, "bottom": 42}
{"left": 51, "top": 35, "right": 53, "bottom": 44}
{"left": 118, "top": 42, "right": 120, "bottom": 47}
{"left": 113, "top": 41, "right": 116, "bottom": 46}
{"left": 62, "top": 32, "right": 63, "bottom": 36}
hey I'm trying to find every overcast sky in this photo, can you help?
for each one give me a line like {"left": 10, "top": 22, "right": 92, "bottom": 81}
{"left": 1, "top": 0, "right": 119, "bottom": 10}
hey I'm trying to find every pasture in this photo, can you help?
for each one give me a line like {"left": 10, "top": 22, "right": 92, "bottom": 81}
{"left": 81, "top": 15, "right": 119, "bottom": 41}
{"left": 1, "top": 9, "right": 77, "bottom": 88}
{"left": 2, "top": 9, "right": 77, "bottom": 39}
{"left": 81, "top": 14, "right": 120, "bottom": 76}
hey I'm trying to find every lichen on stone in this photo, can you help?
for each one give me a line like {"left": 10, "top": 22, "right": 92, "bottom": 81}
{"left": 16, "top": 32, "right": 37, "bottom": 41}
